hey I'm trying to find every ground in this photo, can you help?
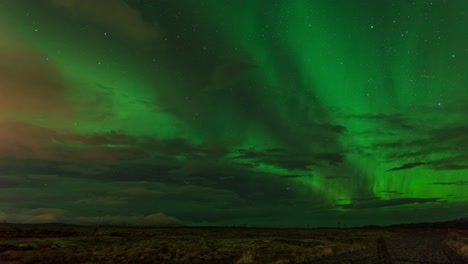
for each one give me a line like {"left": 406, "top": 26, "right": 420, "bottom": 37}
{"left": 0, "top": 224, "right": 466, "bottom": 264}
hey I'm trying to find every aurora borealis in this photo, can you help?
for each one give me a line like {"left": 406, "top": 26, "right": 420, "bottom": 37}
{"left": 0, "top": 0, "right": 467, "bottom": 227}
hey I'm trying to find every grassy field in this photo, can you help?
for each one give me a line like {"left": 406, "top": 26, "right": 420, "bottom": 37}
{"left": 0, "top": 224, "right": 414, "bottom": 264}
{"left": 445, "top": 230, "right": 468, "bottom": 261}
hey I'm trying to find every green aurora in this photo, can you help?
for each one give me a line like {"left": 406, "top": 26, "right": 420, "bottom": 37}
{"left": 0, "top": 0, "right": 467, "bottom": 226}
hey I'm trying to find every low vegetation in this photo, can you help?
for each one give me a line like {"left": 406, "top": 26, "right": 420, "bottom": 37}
{"left": 445, "top": 230, "right": 468, "bottom": 261}
{"left": 0, "top": 224, "right": 407, "bottom": 264}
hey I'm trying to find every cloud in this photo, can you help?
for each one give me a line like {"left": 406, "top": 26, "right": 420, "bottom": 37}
{"left": 49, "top": 0, "right": 161, "bottom": 41}
{"left": 116, "top": 187, "right": 163, "bottom": 200}
{"left": 380, "top": 190, "right": 404, "bottom": 195}
{"left": 75, "top": 196, "right": 127, "bottom": 206}
{"left": 0, "top": 208, "right": 68, "bottom": 224}
{"left": 25, "top": 208, "right": 68, "bottom": 216}
{"left": 0, "top": 188, "right": 57, "bottom": 204}
{"left": 0, "top": 147, "right": 344, "bottom": 225}
{"left": 0, "top": 125, "right": 221, "bottom": 166}
{"left": 140, "top": 213, "right": 180, "bottom": 226}
{"left": 315, "top": 153, "right": 346, "bottom": 166}
{"left": 350, "top": 109, "right": 468, "bottom": 173}
{"left": 25, "top": 214, "right": 61, "bottom": 224}
{"left": 0, "top": 25, "right": 71, "bottom": 120}
{"left": 387, "top": 162, "right": 426, "bottom": 172}
{"left": 73, "top": 213, "right": 180, "bottom": 226}
{"left": 337, "top": 197, "right": 443, "bottom": 210}
{"left": 112, "top": 181, "right": 243, "bottom": 207}
{"left": 0, "top": 207, "right": 179, "bottom": 226}
{"left": 433, "top": 164, "right": 468, "bottom": 171}
{"left": 347, "top": 113, "right": 416, "bottom": 131}
{"left": 0, "top": 121, "right": 146, "bottom": 162}
{"left": 0, "top": 211, "right": 6, "bottom": 222}
{"left": 162, "top": 185, "right": 241, "bottom": 204}
{"left": 433, "top": 181, "right": 468, "bottom": 186}
{"left": 325, "top": 175, "right": 351, "bottom": 180}
{"left": 232, "top": 148, "right": 345, "bottom": 171}
{"left": 429, "top": 154, "right": 468, "bottom": 171}
{"left": 302, "top": 122, "right": 347, "bottom": 134}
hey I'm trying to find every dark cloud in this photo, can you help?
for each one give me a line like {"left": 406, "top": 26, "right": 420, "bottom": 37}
{"left": 351, "top": 109, "right": 468, "bottom": 174}
{"left": 323, "top": 124, "right": 347, "bottom": 134}
{"left": 315, "top": 153, "right": 345, "bottom": 166}
{"left": 432, "top": 126, "right": 468, "bottom": 142}
{"left": 0, "top": 123, "right": 231, "bottom": 165}
{"left": 0, "top": 153, "right": 317, "bottom": 216}
{"left": 432, "top": 164, "right": 468, "bottom": 171}
{"left": 233, "top": 148, "right": 314, "bottom": 170}
{"left": 146, "top": 138, "right": 229, "bottom": 160}
{"left": 0, "top": 121, "right": 147, "bottom": 162}
{"left": 75, "top": 196, "right": 127, "bottom": 206}
{"left": 380, "top": 190, "right": 404, "bottom": 195}
{"left": 94, "top": 213, "right": 180, "bottom": 226}
{"left": 232, "top": 148, "right": 345, "bottom": 171}
{"left": 428, "top": 153, "right": 468, "bottom": 171}
{"left": 387, "top": 162, "right": 426, "bottom": 172}
{"left": 0, "top": 174, "right": 60, "bottom": 189}
{"left": 302, "top": 122, "right": 347, "bottom": 134}
{"left": 347, "top": 113, "right": 416, "bottom": 131}
{"left": 337, "top": 198, "right": 444, "bottom": 210}
{"left": 173, "top": 163, "right": 304, "bottom": 203}
{"left": 281, "top": 174, "right": 306, "bottom": 179}
{"left": 388, "top": 156, "right": 468, "bottom": 173}
{"left": 433, "top": 181, "right": 468, "bottom": 186}
{"left": 0, "top": 208, "right": 179, "bottom": 226}
{"left": 325, "top": 175, "right": 350, "bottom": 180}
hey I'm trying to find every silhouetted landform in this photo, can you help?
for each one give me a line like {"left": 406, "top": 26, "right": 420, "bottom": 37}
{"left": 0, "top": 222, "right": 80, "bottom": 228}
{"left": 358, "top": 217, "right": 468, "bottom": 230}
{"left": 1, "top": 217, "right": 468, "bottom": 232}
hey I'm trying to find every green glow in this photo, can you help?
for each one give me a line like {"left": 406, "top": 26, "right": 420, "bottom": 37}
{"left": 0, "top": 0, "right": 467, "bottom": 226}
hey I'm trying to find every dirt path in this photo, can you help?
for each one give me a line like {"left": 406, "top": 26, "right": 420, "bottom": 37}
{"left": 312, "top": 231, "right": 466, "bottom": 264}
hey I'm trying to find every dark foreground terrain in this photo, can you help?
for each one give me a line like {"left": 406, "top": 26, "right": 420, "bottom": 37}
{"left": 314, "top": 230, "right": 467, "bottom": 264}
{"left": 0, "top": 224, "right": 467, "bottom": 264}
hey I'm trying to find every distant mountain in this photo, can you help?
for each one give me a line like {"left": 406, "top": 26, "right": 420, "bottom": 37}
{"left": 1, "top": 218, "right": 468, "bottom": 229}
{"left": 0, "top": 222, "right": 80, "bottom": 228}
{"left": 0, "top": 221, "right": 185, "bottom": 228}
{"left": 448, "top": 217, "right": 468, "bottom": 224}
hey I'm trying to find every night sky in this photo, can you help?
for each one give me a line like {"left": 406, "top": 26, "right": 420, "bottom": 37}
{"left": 1, "top": 0, "right": 467, "bottom": 227}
